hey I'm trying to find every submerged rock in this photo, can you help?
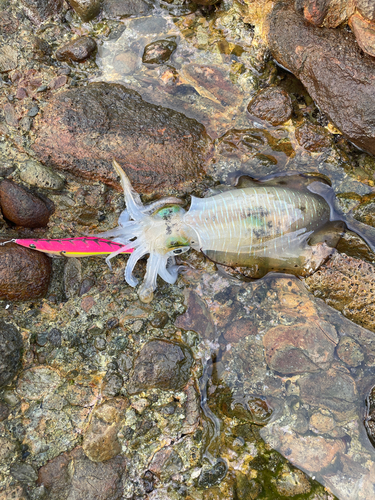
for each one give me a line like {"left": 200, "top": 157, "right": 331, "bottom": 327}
{"left": 266, "top": 2, "right": 375, "bottom": 156}
{"left": 31, "top": 83, "right": 211, "bottom": 195}
{"left": 67, "top": 0, "right": 101, "bottom": 21}
{"left": 142, "top": 39, "right": 177, "bottom": 65}
{"left": 0, "top": 320, "right": 23, "bottom": 387}
{"left": 247, "top": 87, "right": 293, "bottom": 126}
{"left": 56, "top": 36, "right": 97, "bottom": 62}
{"left": 102, "top": 0, "right": 152, "bottom": 18}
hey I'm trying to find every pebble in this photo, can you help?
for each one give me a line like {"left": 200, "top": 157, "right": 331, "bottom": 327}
{"left": 247, "top": 87, "right": 293, "bottom": 126}
{"left": 17, "top": 366, "right": 61, "bottom": 401}
{"left": 79, "top": 277, "right": 96, "bottom": 296}
{"left": 273, "top": 465, "right": 311, "bottom": 497}
{"left": 63, "top": 258, "right": 82, "bottom": 299}
{"left": 102, "top": 0, "right": 152, "bottom": 18}
{"left": 336, "top": 336, "right": 364, "bottom": 367}
{"left": 56, "top": 36, "right": 97, "bottom": 62}
{"left": 10, "top": 463, "right": 38, "bottom": 485}
{"left": 0, "top": 45, "right": 18, "bottom": 72}
{"left": 19, "top": 160, "right": 65, "bottom": 190}
{"left": 0, "top": 320, "right": 23, "bottom": 387}
{"left": 67, "top": 0, "right": 102, "bottom": 21}
{"left": 142, "top": 39, "right": 177, "bottom": 65}
{"left": 0, "top": 180, "right": 54, "bottom": 228}
{"left": 150, "top": 311, "right": 169, "bottom": 329}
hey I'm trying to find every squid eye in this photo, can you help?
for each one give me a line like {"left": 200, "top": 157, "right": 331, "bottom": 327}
{"left": 173, "top": 247, "right": 189, "bottom": 255}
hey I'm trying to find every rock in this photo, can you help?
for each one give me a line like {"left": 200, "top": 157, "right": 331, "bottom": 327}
{"left": 309, "top": 411, "right": 336, "bottom": 434}
{"left": 128, "top": 340, "right": 193, "bottom": 394}
{"left": 18, "top": 160, "right": 65, "bottom": 190}
{"left": 56, "top": 36, "right": 97, "bottom": 62}
{"left": 0, "top": 11, "right": 19, "bottom": 36}
{"left": 67, "top": 0, "right": 101, "bottom": 21}
{"left": 150, "top": 311, "right": 169, "bottom": 329}
{"left": 0, "top": 320, "right": 23, "bottom": 387}
{"left": 352, "top": 194, "right": 375, "bottom": 227}
{"left": 31, "top": 83, "right": 211, "bottom": 195}
{"left": 235, "top": 472, "right": 262, "bottom": 500}
{"left": 0, "top": 242, "right": 52, "bottom": 300}
{"left": 17, "top": 367, "right": 61, "bottom": 400}
{"left": 20, "top": 0, "right": 63, "bottom": 24}
{"left": 148, "top": 447, "right": 183, "bottom": 480}
{"left": 193, "top": 0, "right": 220, "bottom": 5}
{"left": 273, "top": 465, "right": 311, "bottom": 497}
{"left": 10, "top": 463, "right": 38, "bottom": 485}
{"left": 0, "top": 180, "right": 54, "bottom": 228}
{"left": 175, "top": 291, "right": 214, "bottom": 339}
{"left": 336, "top": 336, "right": 364, "bottom": 367}
{"left": 263, "top": 323, "right": 336, "bottom": 375}
{"left": 0, "top": 402, "right": 10, "bottom": 421}
{"left": 365, "top": 384, "right": 375, "bottom": 446}
{"left": 197, "top": 459, "right": 227, "bottom": 489}
{"left": 0, "top": 436, "right": 17, "bottom": 462}
{"left": 102, "top": 0, "right": 152, "bottom": 18}
{"left": 223, "top": 319, "right": 257, "bottom": 343}
{"left": 142, "top": 39, "right": 177, "bottom": 65}
{"left": 3, "top": 103, "right": 18, "bottom": 127}
{"left": 64, "top": 258, "right": 82, "bottom": 299}
{"left": 349, "top": 13, "right": 375, "bottom": 57}
{"left": 0, "top": 45, "right": 18, "bottom": 72}
{"left": 247, "top": 87, "right": 293, "bottom": 126}
{"left": 356, "top": 0, "right": 375, "bottom": 21}
{"left": 38, "top": 446, "right": 126, "bottom": 498}
{"left": 305, "top": 253, "right": 375, "bottom": 332}
{"left": 266, "top": 2, "right": 375, "bottom": 156}
{"left": 295, "top": 0, "right": 354, "bottom": 27}
{"left": 295, "top": 121, "right": 331, "bottom": 151}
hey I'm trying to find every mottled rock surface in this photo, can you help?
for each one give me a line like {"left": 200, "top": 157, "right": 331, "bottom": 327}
{"left": 247, "top": 87, "right": 293, "bottom": 126}
{"left": 56, "top": 36, "right": 97, "bottom": 62}
{"left": 18, "top": 160, "right": 65, "bottom": 190}
{"left": 349, "top": 13, "right": 375, "bottom": 57}
{"left": 20, "top": 0, "right": 63, "bottom": 24}
{"left": 142, "top": 39, "right": 177, "bottom": 65}
{"left": 356, "top": 0, "right": 375, "bottom": 20}
{"left": 0, "top": 320, "right": 23, "bottom": 387}
{"left": 0, "top": 242, "right": 51, "bottom": 300}
{"left": 266, "top": 2, "right": 375, "bottom": 156}
{"left": 295, "top": 0, "right": 355, "bottom": 27}
{"left": 102, "top": 0, "right": 152, "bottom": 18}
{"left": 31, "top": 83, "right": 211, "bottom": 194}
{"left": 67, "top": 0, "right": 101, "bottom": 21}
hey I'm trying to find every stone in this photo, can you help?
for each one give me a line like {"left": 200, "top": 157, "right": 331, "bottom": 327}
{"left": 266, "top": 2, "right": 375, "bottom": 156}
{"left": 128, "top": 340, "right": 193, "bottom": 394}
{"left": 102, "top": 0, "right": 152, "bottom": 18}
{"left": 365, "top": 384, "right": 375, "bottom": 446}
{"left": 0, "top": 320, "right": 22, "bottom": 387}
{"left": 336, "top": 336, "right": 364, "bottom": 367}
{"left": 295, "top": 0, "right": 355, "bottom": 27}
{"left": 150, "top": 311, "right": 169, "bottom": 329}
{"left": 148, "top": 447, "right": 183, "bottom": 479}
{"left": 10, "top": 463, "right": 38, "bottom": 484}
{"left": 64, "top": 258, "right": 82, "bottom": 299}
{"left": 235, "top": 472, "right": 262, "bottom": 500}
{"left": 0, "top": 11, "right": 19, "bottom": 36}
{"left": 17, "top": 367, "right": 61, "bottom": 401}
{"left": 247, "top": 87, "right": 293, "bottom": 126}
{"left": 295, "top": 121, "right": 331, "bottom": 152}
{"left": 0, "top": 242, "right": 51, "bottom": 300}
{"left": 20, "top": 0, "right": 63, "bottom": 24}
{"left": 31, "top": 83, "right": 211, "bottom": 195}
{"left": 56, "top": 36, "right": 97, "bottom": 62}
{"left": 352, "top": 194, "right": 375, "bottom": 227}
{"left": 273, "top": 465, "right": 311, "bottom": 497}
{"left": 142, "top": 39, "right": 177, "bottom": 65}
{"left": 3, "top": 103, "right": 18, "bottom": 127}
{"left": 18, "top": 160, "right": 65, "bottom": 190}
{"left": 309, "top": 411, "right": 336, "bottom": 434}
{"left": 0, "top": 180, "right": 54, "bottom": 228}
{"left": 175, "top": 291, "right": 214, "bottom": 339}
{"left": 0, "top": 45, "right": 18, "bottom": 72}
{"left": 38, "top": 446, "right": 126, "bottom": 498}
{"left": 0, "top": 436, "right": 17, "bottom": 462}
{"left": 356, "top": 0, "right": 375, "bottom": 21}
{"left": 67, "top": 0, "right": 101, "bottom": 21}
{"left": 223, "top": 319, "right": 257, "bottom": 343}
{"left": 305, "top": 253, "right": 375, "bottom": 332}
{"left": 349, "top": 13, "right": 375, "bottom": 57}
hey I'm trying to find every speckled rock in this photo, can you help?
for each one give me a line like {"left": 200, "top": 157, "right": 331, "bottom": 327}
{"left": 17, "top": 367, "right": 61, "bottom": 400}
{"left": 142, "top": 39, "right": 177, "bottom": 65}
{"left": 295, "top": 121, "right": 331, "bottom": 152}
{"left": 64, "top": 258, "right": 82, "bottom": 299}
{"left": 349, "top": 13, "right": 375, "bottom": 58}
{"left": 56, "top": 36, "right": 97, "bottom": 62}
{"left": 247, "top": 87, "right": 293, "bottom": 126}
{"left": 128, "top": 340, "right": 193, "bottom": 394}
{"left": 0, "top": 242, "right": 51, "bottom": 300}
{"left": 365, "top": 384, "right": 375, "bottom": 446}
{"left": 67, "top": 0, "right": 101, "bottom": 21}
{"left": 21, "top": 0, "right": 63, "bottom": 24}
{"left": 102, "top": 0, "right": 152, "bottom": 18}
{"left": 266, "top": 2, "right": 375, "bottom": 156}
{"left": 0, "top": 320, "right": 23, "bottom": 387}
{"left": 295, "top": 0, "right": 354, "bottom": 27}
{"left": 31, "top": 83, "right": 211, "bottom": 195}
{"left": 18, "top": 160, "right": 65, "bottom": 190}
{"left": 223, "top": 319, "right": 257, "bottom": 343}
{"left": 273, "top": 465, "right": 311, "bottom": 497}
{"left": 336, "top": 336, "right": 364, "bottom": 367}
{"left": 0, "top": 180, "right": 53, "bottom": 228}
{"left": 356, "top": 0, "right": 375, "bottom": 20}
{"left": 0, "top": 45, "right": 18, "bottom": 72}
{"left": 352, "top": 194, "right": 375, "bottom": 228}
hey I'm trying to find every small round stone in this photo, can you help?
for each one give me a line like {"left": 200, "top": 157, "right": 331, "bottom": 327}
{"left": 0, "top": 320, "right": 23, "bottom": 387}
{"left": 56, "top": 36, "right": 97, "bottom": 62}
{"left": 247, "top": 87, "right": 293, "bottom": 126}
{"left": 19, "top": 160, "right": 65, "bottom": 190}
{"left": 142, "top": 39, "right": 177, "bottom": 65}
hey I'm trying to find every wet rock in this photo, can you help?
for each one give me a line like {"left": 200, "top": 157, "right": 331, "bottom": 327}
{"left": 67, "top": 0, "right": 101, "bottom": 21}
{"left": 148, "top": 447, "right": 183, "bottom": 479}
{"left": 31, "top": 83, "right": 211, "bottom": 194}
{"left": 128, "top": 340, "right": 193, "bottom": 394}
{"left": 102, "top": 373, "right": 123, "bottom": 397}
{"left": 83, "top": 400, "right": 127, "bottom": 462}
{"left": 17, "top": 367, "right": 61, "bottom": 400}
{"left": 193, "top": 0, "right": 220, "bottom": 5}
{"left": 309, "top": 411, "right": 336, "bottom": 434}
{"left": 38, "top": 446, "right": 126, "bottom": 498}
{"left": 0, "top": 45, "right": 18, "bottom": 72}
{"left": 219, "top": 392, "right": 273, "bottom": 425}
{"left": 295, "top": 0, "right": 354, "bottom": 27}
{"left": 235, "top": 472, "right": 262, "bottom": 500}
{"left": 3, "top": 103, "right": 18, "bottom": 127}
{"left": 150, "top": 311, "right": 169, "bottom": 329}
{"left": 295, "top": 121, "right": 331, "bottom": 151}
{"left": 20, "top": 0, "right": 63, "bottom": 24}
{"left": 305, "top": 253, "right": 375, "bottom": 332}
{"left": 197, "top": 459, "right": 227, "bottom": 488}
{"left": 56, "top": 36, "right": 97, "bottom": 62}
{"left": 142, "top": 39, "right": 177, "bottom": 65}
{"left": 273, "top": 464, "right": 311, "bottom": 497}
{"left": 102, "top": 0, "right": 152, "bottom": 18}
{"left": 64, "top": 258, "right": 82, "bottom": 299}
{"left": 0, "top": 320, "right": 22, "bottom": 387}
{"left": 175, "top": 291, "right": 214, "bottom": 339}
{"left": 223, "top": 318, "right": 257, "bottom": 343}
{"left": 0, "top": 11, "right": 19, "bottom": 36}
{"left": 10, "top": 463, "right": 38, "bottom": 485}
{"left": 0, "top": 180, "right": 53, "bottom": 228}
{"left": 263, "top": 323, "right": 336, "bottom": 375}
{"left": 356, "top": 0, "right": 375, "bottom": 21}
{"left": 336, "top": 336, "right": 364, "bottom": 367}
{"left": 79, "top": 277, "right": 96, "bottom": 296}
{"left": 349, "top": 13, "right": 375, "bottom": 58}
{"left": 0, "top": 402, "right": 10, "bottom": 421}
{"left": 365, "top": 384, "right": 375, "bottom": 446}
{"left": 48, "top": 328, "right": 62, "bottom": 347}
{"left": 266, "top": 2, "right": 375, "bottom": 156}
{"left": 0, "top": 436, "right": 17, "bottom": 462}
{"left": 19, "top": 160, "right": 65, "bottom": 190}
{"left": 352, "top": 194, "right": 375, "bottom": 227}
{"left": 0, "top": 242, "right": 51, "bottom": 300}
{"left": 247, "top": 87, "right": 293, "bottom": 126}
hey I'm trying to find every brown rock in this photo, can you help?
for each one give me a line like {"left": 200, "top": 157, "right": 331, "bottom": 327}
{"left": 142, "top": 39, "right": 177, "bottom": 65}
{"left": 0, "top": 320, "right": 23, "bottom": 387}
{"left": 31, "top": 83, "right": 211, "bottom": 195}
{"left": 295, "top": 0, "right": 355, "bottom": 27}
{"left": 336, "top": 336, "right": 364, "bottom": 367}
{"left": 273, "top": 465, "right": 311, "bottom": 497}
{"left": 223, "top": 319, "right": 257, "bottom": 343}
{"left": 263, "top": 323, "right": 336, "bottom": 375}
{"left": 148, "top": 447, "right": 183, "bottom": 479}
{"left": 352, "top": 194, "right": 375, "bottom": 228}
{"left": 67, "top": 0, "right": 101, "bottom": 21}
{"left": 365, "top": 384, "right": 375, "bottom": 447}
{"left": 247, "top": 87, "right": 293, "bottom": 126}
{"left": 20, "top": 0, "right": 63, "bottom": 24}
{"left": 356, "top": 0, "right": 375, "bottom": 21}
{"left": 175, "top": 291, "right": 214, "bottom": 339}
{"left": 0, "top": 11, "right": 19, "bottom": 35}
{"left": 266, "top": 2, "right": 375, "bottom": 156}
{"left": 0, "top": 180, "right": 53, "bottom": 228}
{"left": 295, "top": 121, "right": 331, "bottom": 152}
{"left": 305, "top": 253, "right": 375, "bottom": 332}
{"left": 0, "top": 46, "right": 18, "bottom": 73}
{"left": 309, "top": 411, "right": 336, "bottom": 434}
{"left": 56, "top": 36, "right": 97, "bottom": 62}
{"left": 349, "top": 13, "right": 375, "bottom": 57}
{"left": 0, "top": 242, "right": 51, "bottom": 300}
{"left": 38, "top": 446, "right": 125, "bottom": 498}
{"left": 102, "top": 0, "right": 152, "bottom": 18}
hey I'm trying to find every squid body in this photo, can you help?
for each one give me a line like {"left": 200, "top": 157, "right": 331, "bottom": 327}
{"left": 96, "top": 161, "right": 375, "bottom": 303}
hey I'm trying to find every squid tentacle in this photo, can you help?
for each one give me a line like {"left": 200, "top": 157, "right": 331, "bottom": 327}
{"left": 124, "top": 244, "right": 148, "bottom": 287}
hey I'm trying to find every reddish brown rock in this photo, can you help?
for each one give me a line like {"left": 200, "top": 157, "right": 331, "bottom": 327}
{"left": 356, "top": 0, "right": 375, "bottom": 21}
{"left": 67, "top": 0, "right": 101, "bottom": 21}
{"left": 175, "top": 291, "right": 214, "bottom": 339}
{"left": 247, "top": 87, "right": 293, "bottom": 126}
{"left": 266, "top": 2, "right": 375, "bottom": 156}
{"left": 56, "top": 36, "right": 97, "bottom": 62}
{"left": 0, "top": 242, "right": 51, "bottom": 300}
{"left": 31, "top": 83, "right": 211, "bottom": 195}
{"left": 223, "top": 319, "right": 257, "bottom": 343}
{"left": 21, "top": 0, "right": 63, "bottom": 24}
{"left": 295, "top": 121, "right": 331, "bottom": 152}
{"left": 295, "top": 0, "right": 355, "bottom": 27}
{"left": 0, "top": 180, "right": 53, "bottom": 228}
{"left": 349, "top": 13, "right": 375, "bottom": 57}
